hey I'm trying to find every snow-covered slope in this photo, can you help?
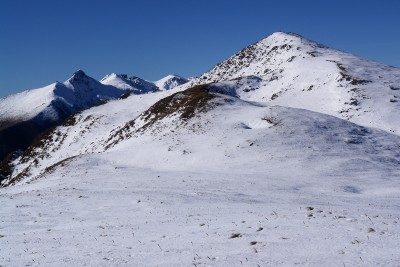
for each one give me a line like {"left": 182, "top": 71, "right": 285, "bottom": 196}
{"left": 8, "top": 83, "right": 399, "bottom": 182}
{"left": 0, "top": 83, "right": 58, "bottom": 129}
{"left": 187, "top": 32, "right": 400, "bottom": 135}
{"left": 1, "top": 84, "right": 400, "bottom": 266}
{"left": 154, "top": 74, "right": 189, "bottom": 90}
{"left": 1, "top": 32, "right": 400, "bottom": 266}
{"left": 0, "top": 87, "right": 174, "bottom": 184}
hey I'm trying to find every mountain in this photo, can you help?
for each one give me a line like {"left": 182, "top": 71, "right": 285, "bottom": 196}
{"left": 100, "top": 73, "right": 159, "bottom": 94}
{"left": 1, "top": 32, "right": 400, "bottom": 266}
{"left": 0, "top": 70, "right": 133, "bottom": 162}
{"left": 2, "top": 83, "right": 400, "bottom": 266}
{"left": 154, "top": 74, "right": 189, "bottom": 90}
{"left": 187, "top": 32, "right": 400, "bottom": 135}
{"left": 100, "top": 73, "right": 188, "bottom": 93}
{"left": 0, "top": 71, "right": 189, "bottom": 162}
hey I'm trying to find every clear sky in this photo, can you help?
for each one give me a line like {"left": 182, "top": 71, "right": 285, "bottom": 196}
{"left": 1, "top": 0, "right": 399, "bottom": 97}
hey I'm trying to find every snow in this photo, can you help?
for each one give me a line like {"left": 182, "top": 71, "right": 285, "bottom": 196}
{"left": 1, "top": 157, "right": 399, "bottom": 266}
{"left": 2, "top": 92, "right": 400, "bottom": 266}
{"left": 154, "top": 74, "right": 189, "bottom": 90}
{"left": 0, "top": 70, "right": 187, "bottom": 132}
{"left": 1, "top": 32, "right": 400, "bottom": 266}
{"left": 188, "top": 32, "right": 400, "bottom": 135}
{"left": 0, "top": 70, "right": 132, "bottom": 128}
{"left": 100, "top": 73, "right": 159, "bottom": 94}
{"left": 100, "top": 73, "right": 188, "bottom": 93}
{"left": 0, "top": 83, "right": 57, "bottom": 124}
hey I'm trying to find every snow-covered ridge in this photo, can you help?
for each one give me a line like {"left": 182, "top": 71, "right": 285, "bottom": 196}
{"left": 100, "top": 73, "right": 188, "bottom": 93}
{"left": 185, "top": 32, "right": 400, "bottom": 135}
{"left": 100, "top": 73, "right": 158, "bottom": 94}
{"left": 3, "top": 77, "right": 400, "bottom": 186}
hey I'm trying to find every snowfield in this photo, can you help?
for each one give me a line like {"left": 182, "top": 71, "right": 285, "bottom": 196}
{"left": 1, "top": 155, "right": 400, "bottom": 266}
{"left": 1, "top": 32, "right": 400, "bottom": 266}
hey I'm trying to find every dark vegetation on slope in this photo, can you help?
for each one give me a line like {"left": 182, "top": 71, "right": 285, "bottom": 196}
{"left": 0, "top": 77, "right": 124, "bottom": 184}
{"left": 199, "top": 42, "right": 296, "bottom": 83}
{"left": 1, "top": 84, "right": 221, "bottom": 185}
{"left": 327, "top": 60, "right": 372, "bottom": 85}
{"left": 0, "top": 98, "right": 76, "bottom": 163}
{"left": 0, "top": 111, "right": 82, "bottom": 186}
{"left": 106, "top": 84, "right": 219, "bottom": 149}
{"left": 0, "top": 125, "right": 57, "bottom": 186}
{"left": 0, "top": 150, "right": 22, "bottom": 185}
{"left": 0, "top": 70, "right": 130, "bottom": 164}
{"left": 0, "top": 120, "right": 46, "bottom": 162}
{"left": 141, "top": 84, "right": 216, "bottom": 123}
{"left": 43, "top": 156, "right": 77, "bottom": 175}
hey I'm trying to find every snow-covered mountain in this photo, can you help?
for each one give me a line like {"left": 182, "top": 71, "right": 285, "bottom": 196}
{"left": 100, "top": 73, "right": 188, "bottom": 92}
{"left": 0, "top": 71, "right": 188, "bottom": 162}
{"left": 0, "top": 70, "right": 135, "bottom": 162}
{"left": 154, "top": 74, "right": 189, "bottom": 90}
{"left": 2, "top": 82, "right": 400, "bottom": 266}
{"left": 187, "top": 32, "right": 400, "bottom": 135}
{"left": 100, "top": 73, "right": 159, "bottom": 94}
{"left": 0, "top": 70, "right": 133, "bottom": 124}
{"left": 1, "top": 32, "right": 400, "bottom": 266}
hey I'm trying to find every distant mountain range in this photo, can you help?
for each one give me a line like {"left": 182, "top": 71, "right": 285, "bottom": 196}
{"left": 0, "top": 70, "right": 187, "bottom": 162}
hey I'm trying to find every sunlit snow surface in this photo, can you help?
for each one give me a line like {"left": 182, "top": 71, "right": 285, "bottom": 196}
{"left": 2, "top": 94, "right": 400, "bottom": 266}
{"left": 1, "top": 156, "right": 399, "bottom": 266}
{"left": 1, "top": 32, "right": 400, "bottom": 266}
{"left": 189, "top": 32, "right": 400, "bottom": 135}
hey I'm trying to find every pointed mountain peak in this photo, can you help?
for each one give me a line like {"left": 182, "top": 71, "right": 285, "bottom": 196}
{"left": 268, "top": 31, "right": 303, "bottom": 39}
{"left": 63, "top": 70, "right": 103, "bottom": 92}
{"left": 70, "top": 69, "right": 88, "bottom": 81}
{"left": 256, "top": 31, "right": 305, "bottom": 47}
{"left": 188, "top": 31, "right": 334, "bottom": 85}
{"left": 65, "top": 70, "right": 97, "bottom": 86}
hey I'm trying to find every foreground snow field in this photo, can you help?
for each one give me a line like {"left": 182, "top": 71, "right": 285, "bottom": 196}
{"left": 2, "top": 95, "right": 400, "bottom": 266}
{"left": 1, "top": 153, "right": 399, "bottom": 266}
{"left": 1, "top": 32, "right": 400, "bottom": 266}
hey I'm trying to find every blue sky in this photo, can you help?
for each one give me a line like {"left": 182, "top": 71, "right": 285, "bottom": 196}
{"left": 1, "top": 0, "right": 399, "bottom": 97}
